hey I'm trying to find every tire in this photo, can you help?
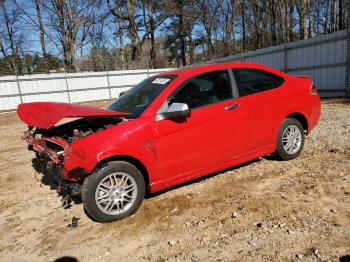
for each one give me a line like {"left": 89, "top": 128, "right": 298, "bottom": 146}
{"left": 274, "top": 118, "right": 305, "bottom": 161}
{"left": 82, "top": 161, "right": 145, "bottom": 223}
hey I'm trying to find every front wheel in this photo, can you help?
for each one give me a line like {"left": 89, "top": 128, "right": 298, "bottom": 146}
{"left": 82, "top": 161, "right": 145, "bottom": 223}
{"left": 274, "top": 118, "right": 305, "bottom": 160}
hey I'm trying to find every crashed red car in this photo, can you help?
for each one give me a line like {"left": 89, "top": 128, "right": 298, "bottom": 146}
{"left": 18, "top": 62, "right": 320, "bottom": 222}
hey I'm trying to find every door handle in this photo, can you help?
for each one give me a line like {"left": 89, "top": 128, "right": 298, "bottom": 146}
{"left": 225, "top": 104, "right": 240, "bottom": 110}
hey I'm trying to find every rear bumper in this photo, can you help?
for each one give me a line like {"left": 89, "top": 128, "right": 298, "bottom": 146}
{"left": 308, "top": 94, "right": 321, "bottom": 134}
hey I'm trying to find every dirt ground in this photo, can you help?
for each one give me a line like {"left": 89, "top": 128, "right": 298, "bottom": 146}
{"left": 0, "top": 100, "right": 349, "bottom": 262}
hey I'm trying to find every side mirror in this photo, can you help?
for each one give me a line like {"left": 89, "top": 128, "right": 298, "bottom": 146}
{"left": 156, "top": 103, "right": 190, "bottom": 121}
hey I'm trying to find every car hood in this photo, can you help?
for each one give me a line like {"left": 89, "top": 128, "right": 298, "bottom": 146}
{"left": 17, "top": 102, "right": 128, "bottom": 129}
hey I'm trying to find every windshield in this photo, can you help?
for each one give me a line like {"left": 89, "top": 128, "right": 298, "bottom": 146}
{"left": 107, "top": 75, "right": 176, "bottom": 119}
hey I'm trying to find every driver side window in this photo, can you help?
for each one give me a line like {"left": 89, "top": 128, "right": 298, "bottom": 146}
{"left": 169, "top": 71, "right": 233, "bottom": 109}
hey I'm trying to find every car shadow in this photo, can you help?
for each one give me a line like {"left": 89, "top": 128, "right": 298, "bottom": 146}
{"left": 31, "top": 156, "right": 264, "bottom": 206}
{"left": 31, "top": 158, "right": 82, "bottom": 208}
{"left": 53, "top": 256, "right": 79, "bottom": 262}
{"left": 340, "top": 255, "right": 350, "bottom": 262}
{"left": 262, "top": 154, "right": 280, "bottom": 161}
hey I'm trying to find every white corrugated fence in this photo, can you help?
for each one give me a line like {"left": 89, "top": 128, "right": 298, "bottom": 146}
{"left": 195, "top": 29, "right": 350, "bottom": 98}
{"left": 0, "top": 69, "right": 172, "bottom": 111}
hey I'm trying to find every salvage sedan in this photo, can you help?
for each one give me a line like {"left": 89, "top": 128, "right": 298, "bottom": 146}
{"left": 17, "top": 62, "right": 321, "bottom": 222}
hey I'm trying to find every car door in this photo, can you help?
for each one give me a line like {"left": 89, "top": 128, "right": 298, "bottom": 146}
{"left": 149, "top": 70, "right": 250, "bottom": 184}
{"left": 231, "top": 68, "right": 286, "bottom": 150}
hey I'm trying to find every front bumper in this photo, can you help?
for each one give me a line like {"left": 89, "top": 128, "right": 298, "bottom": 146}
{"left": 22, "top": 130, "right": 89, "bottom": 182}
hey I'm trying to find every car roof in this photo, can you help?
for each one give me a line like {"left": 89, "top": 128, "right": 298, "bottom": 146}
{"left": 156, "top": 62, "right": 278, "bottom": 78}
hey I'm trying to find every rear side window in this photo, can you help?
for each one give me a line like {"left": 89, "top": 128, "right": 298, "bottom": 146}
{"left": 232, "top": 69, "right": 284, "bottom": 97}
{"left": 169, "top": 71, "right": 233, "bottom": 109}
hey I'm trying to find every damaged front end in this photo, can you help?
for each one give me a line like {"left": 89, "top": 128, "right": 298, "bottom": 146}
{"left": 18, "top": 102, "right": 127, "bottom": 206}
{"left": 23, "top": 127, "right": 82, "bottom": 205}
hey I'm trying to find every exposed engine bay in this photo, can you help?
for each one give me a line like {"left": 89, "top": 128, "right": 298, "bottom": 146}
{"left": 23, "top": 116, "right": 124, "bottom": 207}
{"left": 36, "top": 116, "right": 123, "bottom": 144}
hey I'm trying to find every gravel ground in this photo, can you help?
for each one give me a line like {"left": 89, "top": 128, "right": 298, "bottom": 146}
{"left": 0, "top": 100, "right": 349, "bottom": 262}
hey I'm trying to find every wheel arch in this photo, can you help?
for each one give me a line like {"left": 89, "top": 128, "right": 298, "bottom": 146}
{"left": 286, "top": 112, "right": 309, "bottom": 134}
{"left": 93, "top": 155, "right": 150, "bottom": 194}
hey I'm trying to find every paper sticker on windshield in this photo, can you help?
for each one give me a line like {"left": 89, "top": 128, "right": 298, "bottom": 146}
{"left": 152, "top": 78, "right": 170, "bottom": 85}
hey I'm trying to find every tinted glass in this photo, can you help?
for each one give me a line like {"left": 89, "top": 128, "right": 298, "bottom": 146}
{"left": 108, "top": 75, "right": 176, "bottom": 118}
{"left": 232, "top": 69, "right": 284, "bottom": 97}
{"left": 169, "top": 71, "right": 233, "bottom": 109}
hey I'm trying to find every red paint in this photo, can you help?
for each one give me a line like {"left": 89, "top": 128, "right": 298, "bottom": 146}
{"left": 17, "top": 102, "right": 127, "bottom": 129}
{"left": 18, "top": 62, "right": 321, "bottom": 193}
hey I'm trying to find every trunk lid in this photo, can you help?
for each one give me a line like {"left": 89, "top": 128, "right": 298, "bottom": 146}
{"left": 17, "top": 102, "right": 127, "bottom": 129}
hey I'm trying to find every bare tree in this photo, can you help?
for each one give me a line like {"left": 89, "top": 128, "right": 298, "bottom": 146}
{"left": 0, "top": 0, "right": 349, "bottom": 74}
{"left": 0, "top": 0, "right": 24, "bottom": 74}
{"left": 239, "top": 0, "right": 246, "bottom": 52}
{"left": 196, "top": 0, "right": 220, "bottom": 58}
{"left": 216, "top": 0, "right": 236, "bottom": 56}
{"left": 295, "top": 0, "right": 309, "bottom": 40}
{"left": 115, "top": 0, "right": 125, "bottom": 69}
{"left": 34, "top": 0, "right": 46, "bottom": 57}
{"left": 43, "top": 0, "right": 98, "bottom": 71}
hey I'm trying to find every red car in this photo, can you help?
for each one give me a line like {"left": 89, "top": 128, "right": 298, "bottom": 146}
{"left": 17, "top": 62, "right": 320, "bottom": 222}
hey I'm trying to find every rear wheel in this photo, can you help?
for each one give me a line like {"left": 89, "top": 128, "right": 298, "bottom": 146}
{"left": 274, "top": 118, "right": 305, "bottom": 160}
{"left": 82, "top": 161, "right": 145, "bottom": 223}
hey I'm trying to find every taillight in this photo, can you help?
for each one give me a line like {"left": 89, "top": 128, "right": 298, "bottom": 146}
{"left": 310, "top": 83, "right": 317, "bottom": 95}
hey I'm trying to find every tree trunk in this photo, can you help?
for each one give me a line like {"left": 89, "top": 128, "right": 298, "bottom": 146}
{"left": 315, "top": 0, "right": 320, "bottom": 33}
{"left": 206, "top": 29, "right": 213, "bottom": 58}
{"left": 283, "top": 0, "right": 289, "bottom": 42}
{"left": 0, "top": 1, "right": 19, "bottom": 74}
{"left": 231, "top": 16, "right": 236, "bottom": 54}
{"left": 188, "top": 26, "right": 195, "bottom": 64}
{"left": 289, "top": 4, "right": 294, "bottom": 41}
{"left": 307, "top": 1, "right": 314, "bottom": 38}
{"left": 116, "top": 0, "right": 125, "bottom": 69}
{"left": 296, "top": 0, "right": 308, "bottom": 40}
{"left": 241, "top": 1, "right": 246, "bottom": 53}
{"left": 178, "top": 0, "right": 186, "bottom": 66}
{"left": 338, "top": 0, "right": 343, "bottom": 30}
{"left": 269, "top": 0, "right": 277, "bottom": 45}
{"left": 35, "top": 0, "right": 46, "bottom": 57}
{"left": 252, "top": 2, "right": 262, "bottom": 49}
{"left": 223, "top": 1, "right": 234, "bottom": 56}
{"left": 126, "top": 0, "right": 140, "bottom": 65}
{"left": 148, "top": 3, "right": 156, "bottom": 68}
{"left": 330, "top": 1, "right": 335, "bottom": 31}
{"left": 55, "top": 1, "right": 72, "bottom": 71}
{"left": 324, "top": 0, "right": 330, "bottom": 33}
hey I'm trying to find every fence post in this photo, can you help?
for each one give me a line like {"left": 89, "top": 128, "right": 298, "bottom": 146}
{"left": 15, "top": 73, "right": 23, "bottom": 104}
{"left": 147, "top": 61, "right": 150, "bottom": 78}
{"left": 106, "top": 70, "right": 112, "bottom": 99}
{"left": 241, "top": 51, "right": 245, "bottom": 61}
{"left": 283, "top": 43, "right": 288, "bottom": 72}
{"left": 345, "top": 27, "right": 350, "bottom": 98}
{"left": 64, "top": 69, "right": 71, "bottom": 103}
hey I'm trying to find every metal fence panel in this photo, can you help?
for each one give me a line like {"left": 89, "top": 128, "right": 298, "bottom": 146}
{"left": 20, "top": 78, "right": 67, "bottom": 94}
{"left": 0, "top": 96, "right": 22, "bottom": 111}
{"left": 202, "top": 29, "right": 349, "bottom": 97}
{"left": 0, "top": 68, "right": 173, "bottom": 111}
{"left": 69, "top": 88, "right": 111, "bottom": 103}
{"left": 67, "top": 75, "right": 108, "bottom": 90}
{"left": 22, "top": 92, "right": 69, "bottom": 103}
